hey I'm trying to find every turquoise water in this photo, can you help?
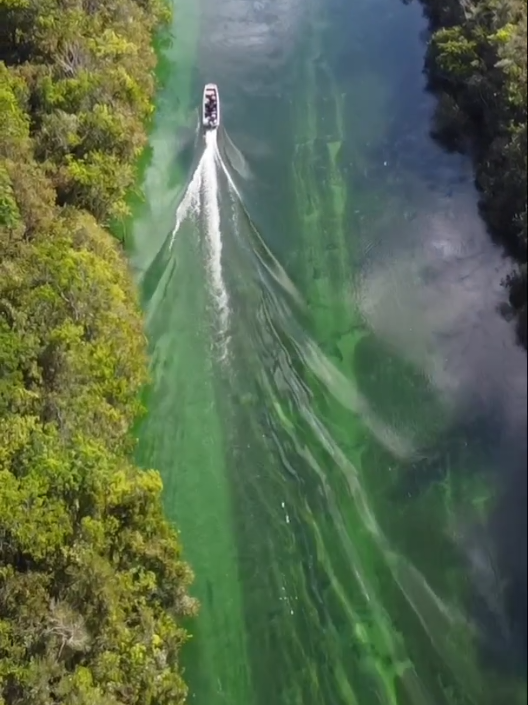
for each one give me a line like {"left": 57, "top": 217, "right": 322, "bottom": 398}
{"left": 128, "top": 0, "right": 527, "bottom": 702}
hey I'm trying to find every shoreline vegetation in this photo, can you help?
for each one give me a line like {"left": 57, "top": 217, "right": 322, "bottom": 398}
{"left": 0, "top": 1, "right": 197, "bottom": 704}
{"left": 405, "top": 0, "right": 527, "bottom": 346}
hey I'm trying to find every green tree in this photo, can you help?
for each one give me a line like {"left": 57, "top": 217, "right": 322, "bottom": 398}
{"left": 0, "top": 1, "right": 198, "bottom": 703}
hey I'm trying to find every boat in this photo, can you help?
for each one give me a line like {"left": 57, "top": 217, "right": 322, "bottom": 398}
{"left": 202, "top": 83, "right": 220, "bottom": 131}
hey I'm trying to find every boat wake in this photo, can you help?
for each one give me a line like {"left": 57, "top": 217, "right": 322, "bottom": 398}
{"left": 170, "top": 130, "right": 230, "bottom": 346}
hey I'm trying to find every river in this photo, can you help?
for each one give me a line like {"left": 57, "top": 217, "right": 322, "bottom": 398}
{"left": 127, "top": 0, "right": 527, "bottom": 703}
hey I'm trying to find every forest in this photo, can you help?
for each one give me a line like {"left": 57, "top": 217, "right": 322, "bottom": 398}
{"left": 0, "top": 1, "right": 198, "bottom": 704}
{"left": 408, "top": 0, "right": 527, "bottom": 345}
{"left": 1, "top": 0, "right": 526, "bottom": 701}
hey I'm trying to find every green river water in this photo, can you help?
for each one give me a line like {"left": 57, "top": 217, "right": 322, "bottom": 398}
{"left": 127, "top": 0, "right": 527, "bottom": 703}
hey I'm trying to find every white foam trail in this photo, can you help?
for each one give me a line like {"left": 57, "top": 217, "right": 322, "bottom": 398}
{"left": 167, "top": 129, "right": 230, "bottom": 349}
{"left": 169, "top": 153, "right": 204, "bottom": 248}
{"left": 203, "top": 131, "right": 229, "bottom": 336}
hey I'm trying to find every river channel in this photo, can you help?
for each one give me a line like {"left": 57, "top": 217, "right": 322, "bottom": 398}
{"left": 128, "top": 0, "right": 527, "bottom": 703}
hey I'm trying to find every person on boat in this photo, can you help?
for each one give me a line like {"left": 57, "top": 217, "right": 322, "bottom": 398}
{"left": 205, "top": 95, "right": 216, "bottom": 119}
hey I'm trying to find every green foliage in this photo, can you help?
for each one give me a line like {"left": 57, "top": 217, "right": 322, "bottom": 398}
{"left": 58, "top": 152, "right": 136, "bottom": 221}
{"left": 0, "top": 430, "right": 197, "bottom": 704}
{"left": 0, "top": 0, "right": 197, "bottom": 703}
{"left": 1, "top": 0, "right": 162, "bottom": 224}
{"left": 0, "top": 165, "right": 22, "bottom": 234}
{"left": 0, "top": 63, "right": 30, "bottom": 157}
{"left": 413, "top": 0, "right": 527, "bottom": 345}
{"left": 431, "top": 27, "right": 482, "bottom": 84}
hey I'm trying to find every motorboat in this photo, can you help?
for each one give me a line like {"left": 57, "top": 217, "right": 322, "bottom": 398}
{"left": 202, "top": 83, "right": 220, "bottom": 130}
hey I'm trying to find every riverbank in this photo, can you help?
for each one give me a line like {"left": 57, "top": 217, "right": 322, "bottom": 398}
{"left": 407, "top": 0, "right": 527, "bottom": 346}
{"left": 0, "top": 2, "right": 196, "bottom": 703}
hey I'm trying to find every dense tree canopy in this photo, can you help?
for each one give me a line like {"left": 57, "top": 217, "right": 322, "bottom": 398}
{"left": 408, "top": 0, "right": 527, "bottom": 345}
{"left": 0, "top": 1, "right": 197, "bottom": 704}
